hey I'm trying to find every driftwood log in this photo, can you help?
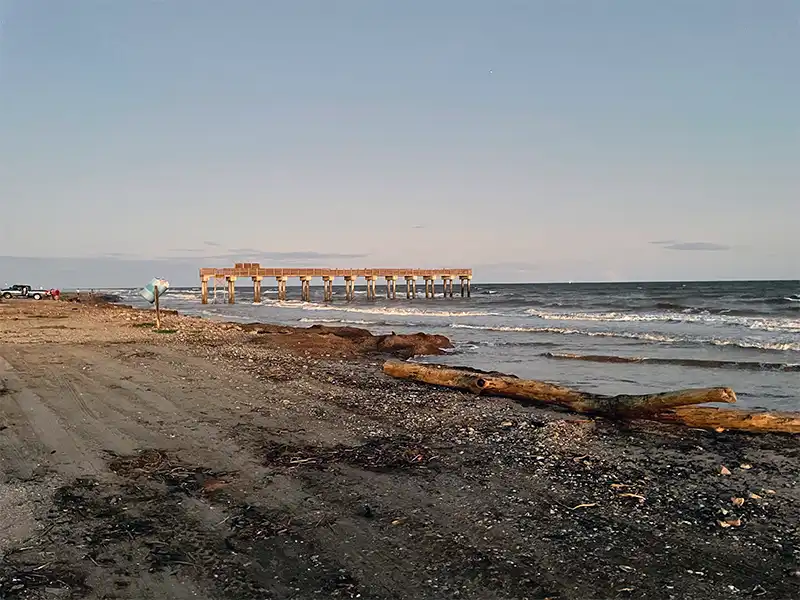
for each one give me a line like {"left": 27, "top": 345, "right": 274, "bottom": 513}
{"left": 656, "top": 407, "right": 800, "bottom": 434}
{"left": 383, "top": 361, "right": 800, "bottom": 434}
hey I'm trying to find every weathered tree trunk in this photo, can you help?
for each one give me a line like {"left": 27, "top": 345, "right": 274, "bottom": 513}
{"left": 653, "top": 407, "right": 800, "bottom": 434}
{"left": 383, "top": 361, "right": 800, "bottom": 433}
{"left": 383, "top": 361, "right": 735, "bottom": 417}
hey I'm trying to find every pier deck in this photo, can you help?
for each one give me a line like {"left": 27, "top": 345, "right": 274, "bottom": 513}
{"left": 199, "top": 264, "right": 473, "bottom": 303}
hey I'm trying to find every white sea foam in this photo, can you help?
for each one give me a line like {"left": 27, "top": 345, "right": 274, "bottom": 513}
{"left": 298, "top": 317, "right": 378, "bottom": 326}
{"left": 257, "top": 298, "right": 499, "bottom": 318}
{"left": 523, "top": 308, "right": 800, "bottom": 333}
{"left": 449, "top": 323, "right": 800, "bottom": 352}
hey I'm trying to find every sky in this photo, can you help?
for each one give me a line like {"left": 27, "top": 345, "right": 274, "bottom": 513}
{"left": 1, "top": 0, "right": 798, "bottom": 287}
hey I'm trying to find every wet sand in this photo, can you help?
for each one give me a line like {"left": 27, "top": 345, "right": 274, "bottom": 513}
{"left": 0, "top": 299, "right": 798, "bottom": 599}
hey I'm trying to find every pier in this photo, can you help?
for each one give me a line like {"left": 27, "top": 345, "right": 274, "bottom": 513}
{"left": 198, "top": 264, "right": 473, "bottom": 304}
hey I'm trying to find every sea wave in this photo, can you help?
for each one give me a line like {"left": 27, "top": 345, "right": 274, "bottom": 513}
{"left": 542, "top": 352, "right": 800, "bottom": 372}
{"left": 449, "top": 323, "right": 800, "bottom": 352}
{"left": 523, "top": 308, "right": 800, "bottom": 333}
{"left": 259, "top": 298, "right": 500, "bottom": 318}
{"left": 298, "top": 317, "right": 380, "bottom": 326}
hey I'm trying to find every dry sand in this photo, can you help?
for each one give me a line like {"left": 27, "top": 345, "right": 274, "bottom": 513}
{"left": 0, "top": 299, "right": 798, "bottom": 600}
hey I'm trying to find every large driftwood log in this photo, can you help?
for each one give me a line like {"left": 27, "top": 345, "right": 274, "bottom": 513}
{"left": 655, "top": 407, "right": 800, "bottom": 434}
{"left": 383, "top": 361, "right": 735, "bottom": 417}
{"left": 383, "top": 361, "right": 800, "bottom": 434}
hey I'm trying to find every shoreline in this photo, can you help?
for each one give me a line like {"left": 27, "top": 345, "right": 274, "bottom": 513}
{"left": 0, "top": 299, "right": 798, "bottom": 599}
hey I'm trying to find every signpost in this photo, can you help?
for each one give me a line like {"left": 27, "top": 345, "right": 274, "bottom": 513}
{"left": 139, "top": 278, "right": 169, "bottom": 329}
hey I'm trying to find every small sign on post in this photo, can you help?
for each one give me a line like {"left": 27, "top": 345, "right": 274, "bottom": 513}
{"left": 139, "top": 278, "right": 169, "bottom": 329}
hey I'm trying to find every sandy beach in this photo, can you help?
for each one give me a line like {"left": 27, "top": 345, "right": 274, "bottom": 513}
{"left": 0, "top": 299, "right": 798, "bottom": 600}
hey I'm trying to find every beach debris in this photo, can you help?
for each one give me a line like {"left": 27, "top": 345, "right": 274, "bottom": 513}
{"left": 202, "top": 479, "right": 229, "bottom": 493}
{"left": 731, "top": 497, "right": 745, "bottom": 507}
{"left": 571, "top": 503, "right": 598, "bottom": 510}
{"left": 618, "top": 493, "right": 646, "bottom": 503}
{"left": 107, "top": 449, "right": 232, "bottom": 495}
{"left": 718, "top": 518, "right": 742, "bottom": 528}
{"left": 739, "top": 463, "right": 753, "bottom": 470}
{"left": 382, "top": 361, "right": 800, "bottom": 434}
{"left": 356, "top": 504, "right": 374, "bottom": 518}
{"left": 261, "top": 435, "right": 437, "bottom": 473}
{"left": 748, "top": 492, "right": 762, "bottom": 500}
{"left": 720, "top": 465, "right": 732, "bottom": 476}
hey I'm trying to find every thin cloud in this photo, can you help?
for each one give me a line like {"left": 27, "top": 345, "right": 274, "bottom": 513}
{"left": 98, "top": 252, "right": 137, "bottom": 258}
{"left": 157, "top": 250, "right": 370, "bottom": 262}
{"left": 411, "top": 225, "right": 426, "bottom": 230}
{"left": 650, "top": 240, "right": 676, "bottom": 246}
{"left": 661, "top": 242, "right": 731, "bottom": 252}
{"left": 225, "top": 250, "right": 369, "bottom": 260}
{"left": 203, "top": 241, "right": 221, "bottom": 247}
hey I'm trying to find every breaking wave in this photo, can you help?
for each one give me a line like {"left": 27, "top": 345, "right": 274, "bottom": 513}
{"left": 542, "top": 352, "right": 800, "bottom": 372}
{"left": 259, "top": 298, "right": 499, "bottom": 319}
{"left": 449, "top": 323, "right": 800, "bottom": 353}
{"left": 523, "top": 308, "right": 800, "bottom": 333}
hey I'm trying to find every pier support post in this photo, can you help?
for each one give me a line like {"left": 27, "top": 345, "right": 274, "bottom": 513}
{"left": 226, "top": 276, "right": 236, "bottom": 304}
{"left": 405, "top": 276, "right": 416, "bottom": 299}
{"left": 365, "top": 276, "right": 377, "bottom": 300}
{"left": 201, "top": 277, "right": 209, "bottom": 304}
{"left": 424, "top": 276, "right": 436, "bottom": 298}
{"left": 252, "top": 276, "right": 262, "bottom": 303}
{"left": 385, "top": 276, "right": 397, "bottom": 299}
{"left": 344, "top": 276, "right": 356, "bottom": 301}
{"left": 442, "top": 277, "right": 453, "bottom": 298}
{"left": 460, "top": 275, "right": 471, "bottom": 298}
{"left": 322, "top": 276, "right": 334, "bottom": 301}
{"left": 300, "top": 276, "right": 312, "bottom": 302}
{"left": 276, "top": 276, "right": 288, "bottom": 301}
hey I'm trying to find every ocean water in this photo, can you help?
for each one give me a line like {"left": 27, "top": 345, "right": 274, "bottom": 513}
{"left": 114, "top": 280, "right": 800, "bottom": 411}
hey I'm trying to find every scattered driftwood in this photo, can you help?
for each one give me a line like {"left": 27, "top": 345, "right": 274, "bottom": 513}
{"left": 383, "top": 361, "right": 800, "bottom": 434}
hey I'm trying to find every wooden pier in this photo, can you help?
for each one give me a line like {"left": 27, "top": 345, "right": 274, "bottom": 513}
{"left": 198, "top": 264, "right": 473, "bottom": 304}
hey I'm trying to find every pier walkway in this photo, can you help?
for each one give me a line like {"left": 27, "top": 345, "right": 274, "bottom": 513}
{"left": 199, "top": 264, "right": 473, "bottom": 304}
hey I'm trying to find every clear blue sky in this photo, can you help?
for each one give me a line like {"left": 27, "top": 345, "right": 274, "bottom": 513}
{"left": 1, "top": 1, "right": 798, "bottom": 287}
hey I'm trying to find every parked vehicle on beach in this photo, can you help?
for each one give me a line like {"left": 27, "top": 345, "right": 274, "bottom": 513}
{"left": 1, "top": 284, "right": 51, "bottom": 300}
